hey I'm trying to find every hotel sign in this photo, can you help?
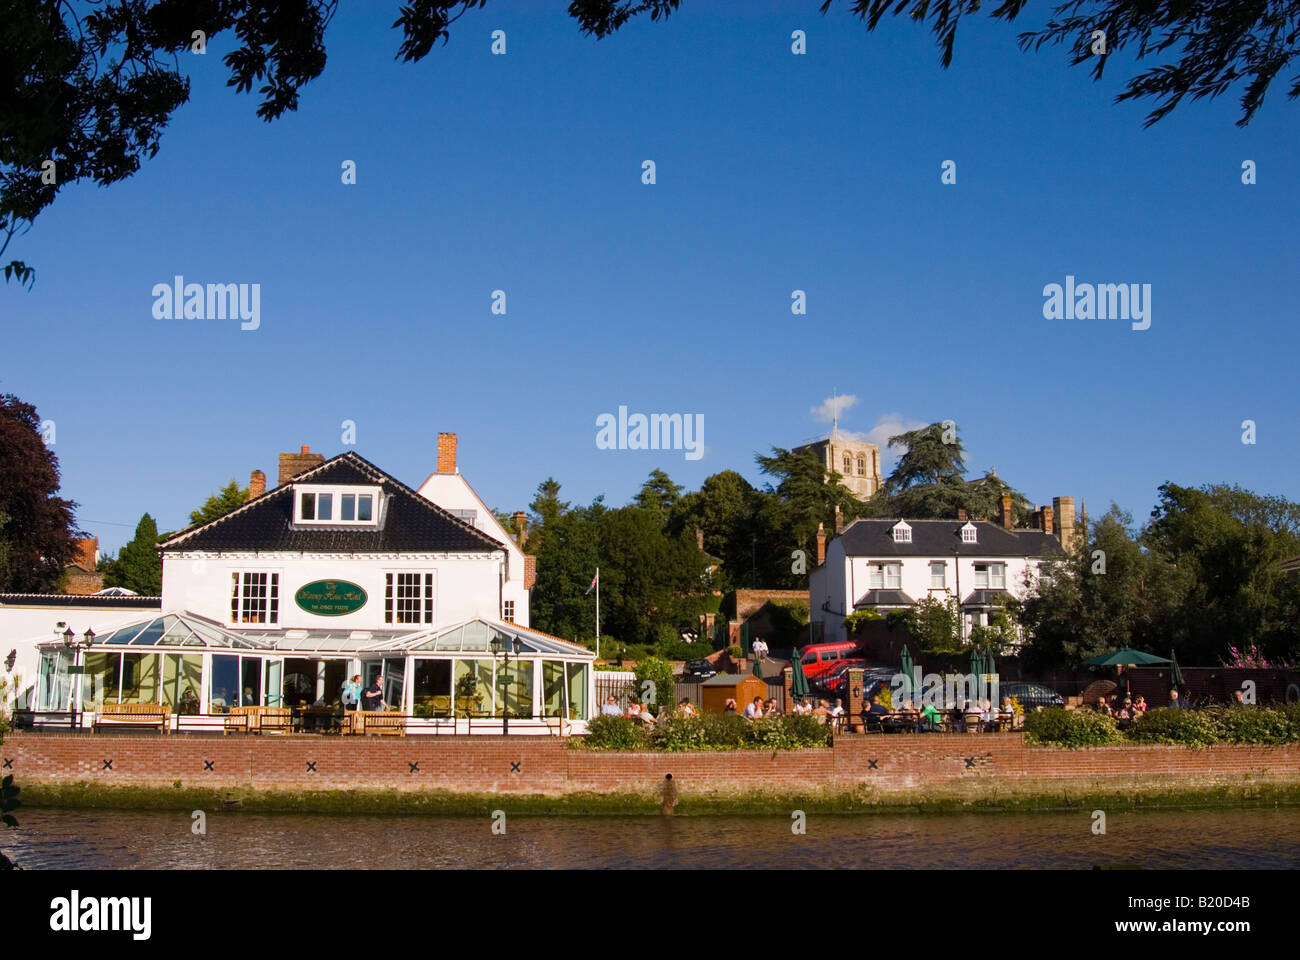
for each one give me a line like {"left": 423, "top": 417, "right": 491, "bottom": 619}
{"left": 295, "top": 580, "right": 367, "bottom": 616}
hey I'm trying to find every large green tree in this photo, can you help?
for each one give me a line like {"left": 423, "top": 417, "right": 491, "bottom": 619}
{"left": 0, "top": 393, "right": 81, "bottom": 591}
{"left": 8, "top": 2, "right": 1292, "bottom": 285}
{"left": 881, "top": 422, "right": 1032, "bottom": 522}
{"left": 189, "top": 480, "right": 249, "bottom": 527}
{"left": 101, "top": 513, "right": 162, "bottom": 595}
{"left": 754, "top": 446, "right": 863, "bottom": 586}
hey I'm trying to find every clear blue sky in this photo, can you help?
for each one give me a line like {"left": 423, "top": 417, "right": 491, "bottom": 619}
{"left": 3, "top": 2, "right": 1298, "bottom": 553}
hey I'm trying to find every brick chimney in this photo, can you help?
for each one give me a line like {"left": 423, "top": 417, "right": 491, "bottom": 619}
{"left": 523, "top": 555, "right": 537, "bottom": 591}
{"left": 72, "top": 537, "right": 99, "bottom": 570}
{"left": 249, "top": 470, "right": 266, "bottom": 499}
{"left": 816, "top": 522, "right": 827, "bottom": 566}
{"left": 834, "top": 504, "right": 844, "bottom": 534}
{"left": 1040, "top": 505, "right": 1054, "bottom": 537}
{"left": 1053, "top": 497, "right": 1076, "bottom": 552}
{"left": 1001, "top": 495, "right": 1014, "bottom": 530}
{"left": 696, "top": 528, "right": 705, "bottom": 552}
{"left": 437, "top": 433, "right": 458, "bottom": 474}
{"left": 957, "top": 508, "right": 967, "bottom": 522}
{"left": 278, "top": 445, "right": 325, "bottom": 486}
{"left": 513, "top": 511, "right": 527, "bottom": 546}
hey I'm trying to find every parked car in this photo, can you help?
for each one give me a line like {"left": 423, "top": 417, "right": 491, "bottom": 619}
{"left": 997, "top": 682, "right": 1064, "bottom": 710}
{"left": 798, "top": 641, "right": 867, "bottom": 683}
{"left": 815, "top": 661, "right": 890, "bottom": 699}
{"left": 680, "top": 658, "right": 717, "bottom": 681}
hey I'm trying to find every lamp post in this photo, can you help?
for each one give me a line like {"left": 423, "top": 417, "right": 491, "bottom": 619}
{"left": 491, "top": 635, "right": 525, "bottom": 736}
{"left": 63, "top": 627, "right": 94, "bottom": 731}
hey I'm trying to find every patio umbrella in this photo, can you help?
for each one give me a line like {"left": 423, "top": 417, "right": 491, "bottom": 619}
{"left": 1084, "top": 648, "right": 1171, "bottom": 667}
{"left": 790, "top": 648, "right": 809, "bottom": 701}
{"left": 751, "top": 656, "right": 764, "bottom": 679}
{"left": 900, "top": 645, "right": 914, "bottom": 682}
{"left": 1169, "top": 648, "right": 1185, "bottom": 689}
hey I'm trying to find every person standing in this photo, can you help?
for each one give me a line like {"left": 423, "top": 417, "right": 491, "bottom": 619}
{"left": 341, "top": 674, "right": 362, "bottom": 712}
{"left": 363, "top": 673, "right": 385, "bottom": 711}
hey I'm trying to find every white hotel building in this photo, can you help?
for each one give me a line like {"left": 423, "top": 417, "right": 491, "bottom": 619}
{"left": 3, "top": 435, "right": 593, "bottom": 733}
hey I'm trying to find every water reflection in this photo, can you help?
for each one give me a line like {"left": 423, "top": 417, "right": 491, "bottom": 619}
{"left": 7, "top": 807, "right": 1299, "bottom": 870}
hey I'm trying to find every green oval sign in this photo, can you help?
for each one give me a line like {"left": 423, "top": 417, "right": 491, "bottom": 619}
{"left": 295, "top": 580, "right": 367, "bottom": 616}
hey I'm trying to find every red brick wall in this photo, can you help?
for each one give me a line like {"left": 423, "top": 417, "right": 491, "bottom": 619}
{"left": 6, "top": 733, "right": 1298, "bottom": 796}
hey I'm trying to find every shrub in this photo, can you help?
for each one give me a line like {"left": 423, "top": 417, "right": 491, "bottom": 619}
{"left": 581, "top": 715, "right": 648, "bottom": 750}
{"left": 646, "top": 713, "right": 829, "bottom": 751}
{"left": 727, "top": 644, "right": 742, "bottom": 658}
{"left": 1126, "top": 707, "right": 1220, "bottom": 746}
{"left": 1023, "top": 707, "right": 1123, "bottom": 747}
{"left": 1283, "top": 703, "right": 1300, "bottom": 741}
{"left": 1206, "top": 705, "right": 1293, "bottom": 744}
{"left": 634, "top": 656, "right": 676, "bottom": 718}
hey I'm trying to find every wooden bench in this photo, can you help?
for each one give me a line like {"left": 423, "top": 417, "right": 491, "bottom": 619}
{"left": 255, "top": 707, "right": 293, "bottom": 735}
{"left": 352, "top": 712, "right": 408, "bottom": 737}
{"left": 93, "top": 702, "right": 171, "bottom": 734}
{"left": 223, "top": 706, "right": 253, "bottom": 735}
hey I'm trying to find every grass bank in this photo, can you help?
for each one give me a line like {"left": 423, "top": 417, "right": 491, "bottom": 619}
{"left": 19, "top": 777, "right": 1300, "bottom": 817}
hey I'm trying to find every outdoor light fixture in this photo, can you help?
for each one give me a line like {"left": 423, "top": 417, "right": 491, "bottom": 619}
{"left": 62, "top": 627, "right": 95, "bottom": 731}
{"left": 490, "top": 635, "right": 527, "bottom": 737}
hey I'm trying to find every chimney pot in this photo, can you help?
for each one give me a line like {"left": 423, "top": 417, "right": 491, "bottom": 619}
{"left": 957, "top": 508, "right": 967, "bottom": 522}
{"left": 1001, "top": 495, "right": 1014, "bottom": 530}
{"left": 300, "top": 445, "right": 310, "bottom": 453}
{"left": 816, "top": 522, "right": 827, "bottom": 566}
{"left": 249, "top": 470, "right": 266, "bottom": 499}
{"left": 513, "top": 511, "right": 527, "bottom": 546}
{"left": 834, "top": 505, "right": 844, "bottom": 534}
{"left": 1053, "top": 497, "right": 1076, "bottom": 552}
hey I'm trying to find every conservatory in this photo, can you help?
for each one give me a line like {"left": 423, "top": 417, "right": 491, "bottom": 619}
{"left": 34, "top": 612, "right": 593, "bottom": 735}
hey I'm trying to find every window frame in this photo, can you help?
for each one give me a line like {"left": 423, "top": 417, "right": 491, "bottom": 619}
{"left": 230, "top": 570, "right": 280, "bottom": 625}
{"left": 385, "top": 571, "right": 436, "bottom": 625}
{"left": 294, "top": 484, "right": 381, "bottom": 526}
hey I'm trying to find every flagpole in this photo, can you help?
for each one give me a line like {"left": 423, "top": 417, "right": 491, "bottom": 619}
{"left": 595, "top": 567, "right": 600, "bottom": 660}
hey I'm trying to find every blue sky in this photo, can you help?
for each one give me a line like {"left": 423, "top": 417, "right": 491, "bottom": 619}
{"left": 3, "top": 2, "right": 1298, "bottom": 553}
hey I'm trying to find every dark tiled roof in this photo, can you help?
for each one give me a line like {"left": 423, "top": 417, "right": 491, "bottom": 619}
{"left": 854, "top": 589, "right": 916, "bottom": 608}
{"left": 159, "top": 453, "right": 505, "bottom": 555}
{"left": 0, "top": 594, "right": 162, "bottom": 608}
{"left": 837, "top": 519, "right": 1063, "bottom": 559}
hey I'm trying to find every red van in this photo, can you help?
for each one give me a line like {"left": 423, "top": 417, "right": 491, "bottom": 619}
{"left": 798, "top": 642, "right": 867, "bottom": 682}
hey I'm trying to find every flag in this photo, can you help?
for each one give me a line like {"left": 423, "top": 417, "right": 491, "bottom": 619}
{"left": 585, "top": 571, "right": 598, "bottom": 595}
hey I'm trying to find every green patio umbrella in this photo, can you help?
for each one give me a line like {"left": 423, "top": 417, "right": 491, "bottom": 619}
{"left": 790, "top": 647, "right": 810, "bottom": 701}
{"left": 751, "top": 656, "right": 764, "bottom": 679}
{"left": 1169, "top": 648, "right": 1185, "bottom": 689}
{"left": 1084, "top": 648, "right": 1171, "bottom": 667}
{"left": 900, "top": 645, "right": 914, "bottom": 681}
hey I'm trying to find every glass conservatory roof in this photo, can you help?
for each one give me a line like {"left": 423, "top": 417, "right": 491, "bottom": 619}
{"left": 36, "top": 613, "right": 592, "bottom": 658}
{"left": 384, "top": 619, "right": 594, "bottom": 657}
{"left": 55, "top": 613, "right": 274, "bottom": 650}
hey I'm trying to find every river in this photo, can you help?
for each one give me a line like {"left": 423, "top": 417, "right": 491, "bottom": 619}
{"left": 7, "top": 806, "right": 1300, "bottom": 869}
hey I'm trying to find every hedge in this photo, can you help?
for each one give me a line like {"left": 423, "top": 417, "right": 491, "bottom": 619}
{"left": 1026, "top": 704, "right": 1300, "bottom": 748}
{"left": 576, "top": 713, "right": 832, "bottom": 751}
{"left": 1023, "top": 708, "right": 1124, "bottom": 747}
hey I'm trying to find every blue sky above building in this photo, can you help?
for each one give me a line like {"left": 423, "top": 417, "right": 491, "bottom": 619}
{"left": 3, "top": 2, "right": 1297, "bottom": 551}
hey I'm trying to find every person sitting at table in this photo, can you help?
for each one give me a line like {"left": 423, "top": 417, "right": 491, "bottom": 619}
{"left": 1133, "top": 695, "right": 1148, "bottom": 715}
{"left": 178, "top": 686, "right": 200, "bottom": 716}
{"left": 1093, "top": 696, "right": 1112, "bottom": 716}
{"left": 723, "top": 698, "right": 738, "bottom": 715}
{"left": 811, "top": 699, "right": 830, "bottom": 722}
{"left": 765, "top": 698, "right": 782, "bottom": 719}
{"left": 919, "top": 699, "right": 943, "bottom": 732}
{"left": 1114, "top": 697, "right": 1134, "bottom": 729}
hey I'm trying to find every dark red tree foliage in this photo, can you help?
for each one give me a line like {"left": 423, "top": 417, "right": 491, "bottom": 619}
{"left": 0, "top": 393, "right": 82, "bottom": 592}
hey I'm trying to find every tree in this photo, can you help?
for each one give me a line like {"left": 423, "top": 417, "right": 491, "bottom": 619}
{"left": 189, "top": 480, "right": 248, "bottom": 527}
{"left": 579, "top": 0, "right": 1300, "bottom": 128}
{"left": 755, "top": 446, "right": 862, "bottom": 586}
{"left": 0, "top": 393, "right": 81, "bottom": 591}
{"left": 633, "top": 469, "right": 683, "bottom": 514}
{"left": 101, "top": 514, "right": 162, "bottom": 595}
{"left": 897, "top": 595, "right": 964, "bottom": 655}
{"left": 668, "top": 470, "right": 768, "bottom": 591}
{"left": 1019, "top": 505, "right": 1190, "bottom": 670}
{"left": 880, "top": 422, "right": 1032, "bottom": 521}
{"left": 1144, "top": 483, "right": 1300, "bottom": 664}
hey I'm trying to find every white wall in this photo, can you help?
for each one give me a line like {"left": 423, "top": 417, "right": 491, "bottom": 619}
{"left": 160, "top": 553, "right": 506, "bottom": 631}
{"left": 0, "top": 602, "right": 161, "bottom": 709}
{"left": 810, "top": 541, "right": 1046, "bottom": 645}
{"left": 418, "top": 472, "right": 530, "bottom": 627}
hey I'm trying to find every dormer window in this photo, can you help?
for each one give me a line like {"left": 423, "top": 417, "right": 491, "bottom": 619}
{"left": 961, "top": 522, "right": 977, "bottom": 543}
{"left": 295, "top": 484, "right": 381, "bottom": 526}
{"left": 892, "top": 521, "right": 912, "bottom": 543}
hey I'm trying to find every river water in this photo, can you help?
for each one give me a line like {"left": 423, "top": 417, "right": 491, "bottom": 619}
{"left": 7, "top": 806, "right": 1300, "bottom": 869}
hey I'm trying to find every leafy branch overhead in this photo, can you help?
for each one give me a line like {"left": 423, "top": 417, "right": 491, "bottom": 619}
{"left": 4, "top": 1, "right": 1296, "bottom": 283}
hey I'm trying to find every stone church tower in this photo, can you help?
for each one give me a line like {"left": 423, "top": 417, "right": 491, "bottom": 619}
{"left": 793, "top": 425, "right": 883, "bottom": 499}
